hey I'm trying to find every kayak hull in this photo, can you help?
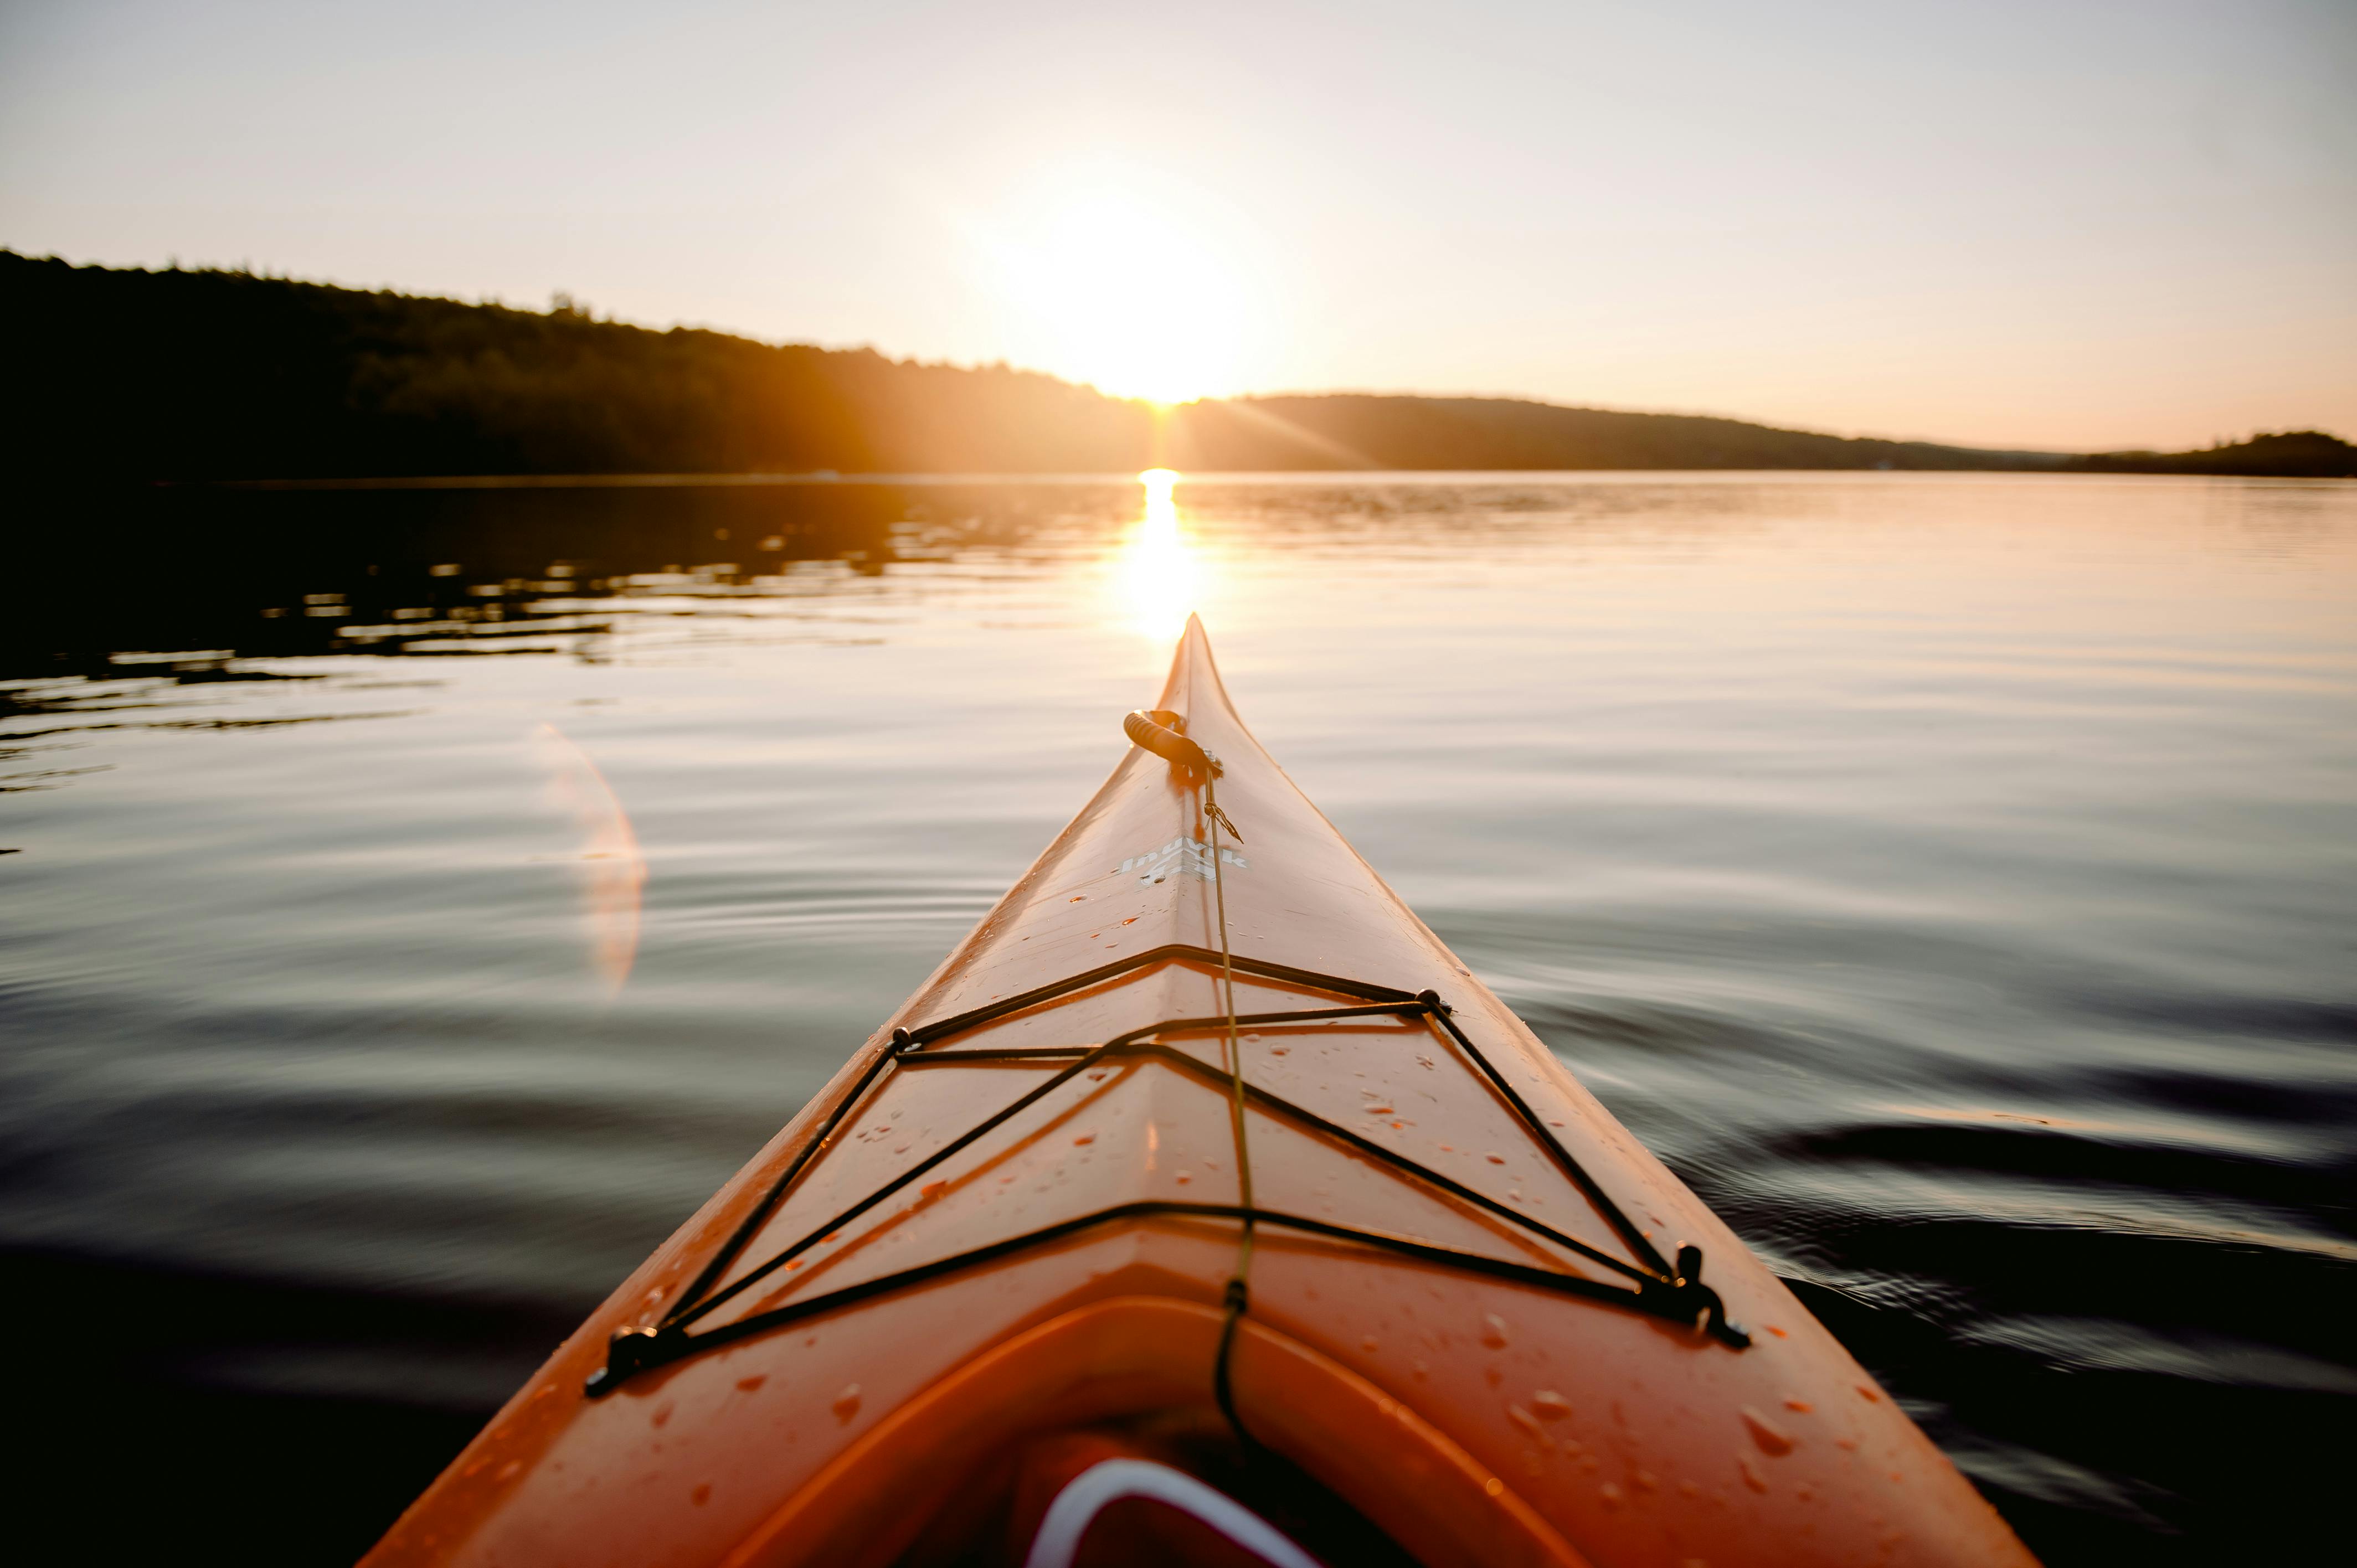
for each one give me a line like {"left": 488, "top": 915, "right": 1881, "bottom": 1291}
{"left": 367, "top": 618, "right": 2035, "bottom": 1568}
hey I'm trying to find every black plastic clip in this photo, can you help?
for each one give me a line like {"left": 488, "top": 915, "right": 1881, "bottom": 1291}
{"left": 1640, "top": 1244, "right": 1749, "bottom": 1349}
{"left": 584, "top": 1323, "right": 688, "bottom": 1396}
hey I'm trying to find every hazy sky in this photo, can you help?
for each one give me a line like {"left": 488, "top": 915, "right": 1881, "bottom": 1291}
{"left": 3, "top": 0, "right": 2351, "bottom": 449}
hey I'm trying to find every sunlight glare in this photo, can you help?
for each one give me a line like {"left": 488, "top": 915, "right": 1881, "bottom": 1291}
{"left": 981, "top": 172, "right": 1257, "bottom": 404}
{"left": 1116, "top": 468, "right": 1198, "bottom": 643}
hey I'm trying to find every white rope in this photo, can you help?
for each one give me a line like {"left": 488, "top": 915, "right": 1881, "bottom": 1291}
{"left": 1022, "top": 1458, "right": 1320, "bottom": 1568}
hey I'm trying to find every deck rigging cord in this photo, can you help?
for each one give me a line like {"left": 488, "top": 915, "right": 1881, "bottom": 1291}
{"left": 586, "top": 708, "right": 1746, "bottom": 1398}
{"left": 1202, "top": 760, "right": 1258, "bottom": 1445}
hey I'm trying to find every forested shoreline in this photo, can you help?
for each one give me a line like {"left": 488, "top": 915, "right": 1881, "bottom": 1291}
{"left": 4, "top": 252, "right": 2347, "bottom": 479}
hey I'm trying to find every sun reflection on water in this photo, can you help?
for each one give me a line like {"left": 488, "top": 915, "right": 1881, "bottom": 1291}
{"left": 1116, "top": 467, "right": 1201, "bottom": 643}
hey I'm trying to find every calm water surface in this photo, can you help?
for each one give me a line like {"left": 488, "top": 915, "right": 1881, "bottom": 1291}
{"left": 6, "top": 473, "right": 2353, "bottom": 1562}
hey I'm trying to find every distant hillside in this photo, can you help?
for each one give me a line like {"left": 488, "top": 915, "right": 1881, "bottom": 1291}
{"left": 1, "top": 251, "right": 1140, "bottom": 478}
{"left": 1170, "top": 394, "right": 2056, "bottom": 472}
{"left": 1, "top": 252, "right": 2336, "bottom": 479}
{"left": 2063, "top": 430, "right": 2356, "bottom": 479}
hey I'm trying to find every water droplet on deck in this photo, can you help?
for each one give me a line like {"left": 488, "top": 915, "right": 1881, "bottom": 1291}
{"left": 737, "top": 1375, "right": 766, "bottom": 1392}
{"left": 1532, "top": 1390, "right": 1572, "bottom": 1421}
{"left": 832, "top": 1385, "right": 862, "bottom": 1421}
{"left": 1481, "top": 1313, "right": 1510, "bottom": 1348}
{"left": 1073, "top": 1132, "right": 1095, "bottom": 1145}
{"left": 1599, "top": 1482, "right": 1624, "bottom": 1508}
{"left": 1741, "top": 1406, "right": 1794, "bottom": 1456}
{"left": 1361, "top": 1334, "right": 1379, "bottom": 1352}
{"left": 1784, "top": 1399, "right": 1813, "bottom": 1414}
{"left": 1856, "top": 1382, "right": 1881, "bottom": 1402}
{"left": 1486, "top": 1153, "right": 1506, "bottom": 1164}
{"left": 1737, "top": 1455, "right": 1768, "bottom": 1493}
{"left": 692, "top": 1483, "right": 712, "bottom": 1505}
{"left": 651, "top": 1401, "right": 674, "bottom": 1428}
{"left": 1483, "top": 1477, "right": 1504, "bottom": 1498}
{"left": 1508, "top": 1404, "right": 1542, "bottom": 1436}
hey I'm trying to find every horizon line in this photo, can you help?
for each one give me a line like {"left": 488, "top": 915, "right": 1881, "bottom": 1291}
{"left": 6, "top": 247, "right": 2346, "bottom": 457}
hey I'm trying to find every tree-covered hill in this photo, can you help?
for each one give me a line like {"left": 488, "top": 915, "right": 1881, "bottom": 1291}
{"left": 1169, "top": 393, "right": 2057, "bottom": 472}
{"left": 2063, "top": 430, "right": 2356, "bottom": 478}
{"left": 3, "top": 252, "right": 2341, "bottom": 479}
{"left": 3, "top": 252, "right": 1143, "bottom": 478}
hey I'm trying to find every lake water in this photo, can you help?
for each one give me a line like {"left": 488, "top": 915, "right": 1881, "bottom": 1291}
{"left": 5, "top": 472, "right": 2353, "bottom": 1563}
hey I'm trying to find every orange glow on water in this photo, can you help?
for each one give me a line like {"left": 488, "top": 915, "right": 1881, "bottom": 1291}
{"left": 1115, "top": 468, "right": 1200, "bottom": 643}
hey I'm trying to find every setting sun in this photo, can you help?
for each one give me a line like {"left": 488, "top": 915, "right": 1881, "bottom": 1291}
{"left": 977, "top": 174, "right": 1259, "bottom": 405}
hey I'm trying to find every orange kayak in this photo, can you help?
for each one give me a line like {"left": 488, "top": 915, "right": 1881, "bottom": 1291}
{"left": 369, "top": 618, "right": 2037, "bottom": 1568}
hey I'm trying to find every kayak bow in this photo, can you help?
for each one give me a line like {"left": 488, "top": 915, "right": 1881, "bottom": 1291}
{"left": 369, "top": 617, "right": 2036, "bottom": 1568}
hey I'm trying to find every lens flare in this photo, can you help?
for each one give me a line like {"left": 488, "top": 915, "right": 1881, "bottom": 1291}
{"left": 535, "top": 722, "right": 645, "bottom": 997}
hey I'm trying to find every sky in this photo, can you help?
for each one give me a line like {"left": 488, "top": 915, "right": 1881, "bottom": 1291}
{"left": 2, "top": 0, "right": 2351, "bottom": 451}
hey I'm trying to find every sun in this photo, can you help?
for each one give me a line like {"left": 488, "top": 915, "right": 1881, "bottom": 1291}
{"left": 984, "top": 177, "right": 1256, "bottom": 404}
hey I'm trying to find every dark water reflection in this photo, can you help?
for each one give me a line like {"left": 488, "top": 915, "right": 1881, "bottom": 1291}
{"left": 4, "top": 473, "right": 2353, "bottom": 1562}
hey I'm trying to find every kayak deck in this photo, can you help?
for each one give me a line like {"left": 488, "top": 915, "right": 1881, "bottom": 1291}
{"left": 597, "top": 931, "right": 1743, "bottom": 1395}
{"left": 368, "top": 617, "right": 2036, "bottom": 1568}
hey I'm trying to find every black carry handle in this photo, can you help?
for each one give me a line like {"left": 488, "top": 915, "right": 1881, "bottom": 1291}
{"left": 1124, "top": 708, "right": 1219, "bottom": 778}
